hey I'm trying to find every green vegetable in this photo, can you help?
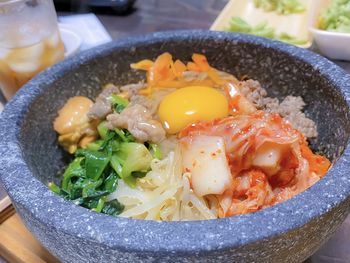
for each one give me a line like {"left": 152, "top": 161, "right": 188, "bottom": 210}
{"left": 93, "top": 196, "right": 106, "bottom": 213}
{"left": 62, "top": 157, "right": 85, "bottom": 190}
{"left": 103, "top": 172, "right": 119, "bottom": 193}
{"left": 97, "top": 121, "right": 109, "bottom": 139}
{"left": 76, "top": 149, "right": 111, "bottom": 180}
{"left": 318, "top": 0, "right": 350, "bottom": 33}
{"left": 253, "top": 0, "right": 305, "bottom": 15}
{"left": 108, "top": 94, "right": 129, "bottom": 113}
{"left": 117, "top": 142, "right": 153, "bottom": 187}
{"left": 51, "top": 125, "right": 155, "bottom": 216}
{"left": 110, "top": 155, "right": 123, "bottom": 177}
{"left": 86, "top": 140, "right": 104, "bottom": 151}
{"left": 226, "top": 17, "right": 307, "bottom": 45}
{"left": 114, "top": 128, "right": 135, "bottom": 142}
{"left": 102, "top": 200, "right": 125, "bottom": 216}
{"left": 131, "top": 171, "right": 148, "bottom": 178}
{"left": 48, "top": 182, "right": 61, "bottom": 194}
{"left": 148, "top": 143, "right": 163, "bottom": 159}
{"left": 278, "top": 32, "right": 308, "bottom": 45}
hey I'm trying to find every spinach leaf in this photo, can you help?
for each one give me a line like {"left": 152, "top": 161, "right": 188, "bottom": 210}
{"left": 103, "top": 170, "right": 119, "bottom": 193}
{"left": 62, "top": 157, "right": 85, "bottom": 190}
{"left": 76, "top": 149, "right": 111, "bottom": 180}
{"left": 102, "top": 200, "right": 125, "bottom": 216}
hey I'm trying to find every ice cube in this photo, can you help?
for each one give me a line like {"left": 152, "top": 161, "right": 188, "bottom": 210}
{"left": 8, "top": 60, "right": 40, "bottom": 74}
{"left": 7, "top": 41, "right": 44, "bottom": 64}
{"left": 46, "top": 30, "right": 61, "bottom": 48}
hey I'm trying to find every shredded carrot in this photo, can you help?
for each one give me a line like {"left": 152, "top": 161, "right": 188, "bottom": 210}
{"left": 172, "top": 59, "right": 187, "bottom": 77}
{"left": 186, "top": 61, "right": 201, "bottom": 72}
{"left": 130, "top": 59, "right": 154, "bottom": 70}
{"left": 192, "top": 53, "right": 211, "bottom": 71}
{"left": 153, "top": 52, "right": 174, "bottom": 82}
{"left": 130, "top": 52, "right": 232, "bottom": 95}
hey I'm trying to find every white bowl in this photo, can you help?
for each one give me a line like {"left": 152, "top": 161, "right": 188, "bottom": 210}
{"left": 309, "top": 0, "right": 350, "bottom": 61}
{"left": 309, "top": 28, "right": 350, "bottom": 61}
{"left": 59, "top": 24, "right": 82, "bottom": 58}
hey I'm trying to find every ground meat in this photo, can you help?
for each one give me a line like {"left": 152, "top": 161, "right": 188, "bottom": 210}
{"left": 240, "top": 80, "right": 318, "bottom": 138}
{"left": 88, "top": 84, "right": 120, "bottom": 120}
{"left": 284, "top": 112, "right": 318, "bottom": 138}
{"left": 263, "top": 97, "right": 280, "bottom": 112}
{"left": 239, "top": 80, "right": 268, "bottom": 109}
{"left": 278, "top": 96, "right": 306, "bottom": 116}
{"left": 106, "top": 104, "right": 166, "bottom": 143}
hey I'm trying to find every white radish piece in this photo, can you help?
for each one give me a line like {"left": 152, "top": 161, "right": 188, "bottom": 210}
{"left": 181, "top": 135, "right": 232, "bottom": 197}
{"left": 253, "top": 142, "right": 287, "bottom": 176}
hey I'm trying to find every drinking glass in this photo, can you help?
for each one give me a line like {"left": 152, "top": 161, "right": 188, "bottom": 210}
{"left": 0, "top": 0, "right": 65, "bottom": 100}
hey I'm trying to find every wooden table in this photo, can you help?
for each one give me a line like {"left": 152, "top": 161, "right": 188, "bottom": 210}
{"left": 0, "top": 0, "right": 349, "bottom": 262}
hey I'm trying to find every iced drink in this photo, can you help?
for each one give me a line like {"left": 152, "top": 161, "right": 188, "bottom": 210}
{"left": 0, "top": 0, "right": 64, "bottom": 100}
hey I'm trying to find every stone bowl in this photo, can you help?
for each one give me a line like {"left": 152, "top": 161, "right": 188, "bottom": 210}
{"left": 1, "top": 30, "right": 350, "bottom": 263}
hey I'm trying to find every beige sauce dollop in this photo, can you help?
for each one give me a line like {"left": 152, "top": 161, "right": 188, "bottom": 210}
{"left": 54, "top": 96, "right": 93, "bottom": 134}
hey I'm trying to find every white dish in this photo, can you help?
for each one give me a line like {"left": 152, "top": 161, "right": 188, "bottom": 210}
{"left": 309, "top": 0, "right": 350, "bottom": 61}
{"left": 210, "top": 0, "right": 313, "bottom": 48}
{"left": 59, "top": 24, "right": 82, "bottom": 58}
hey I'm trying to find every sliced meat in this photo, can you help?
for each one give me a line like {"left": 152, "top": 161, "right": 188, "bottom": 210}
{"left": 120, "top": 82, "right": 146, "bottom": 98}
{"left": 106, "top": 104, "right": 166, "bottom": 143}
{"left": 88, "top": 84, "right": 120, "bottom": 120}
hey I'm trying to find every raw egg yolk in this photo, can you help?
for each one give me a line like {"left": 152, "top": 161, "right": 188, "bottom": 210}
{"left": 158, "top": 86, "right": 228, "bottom": 134}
